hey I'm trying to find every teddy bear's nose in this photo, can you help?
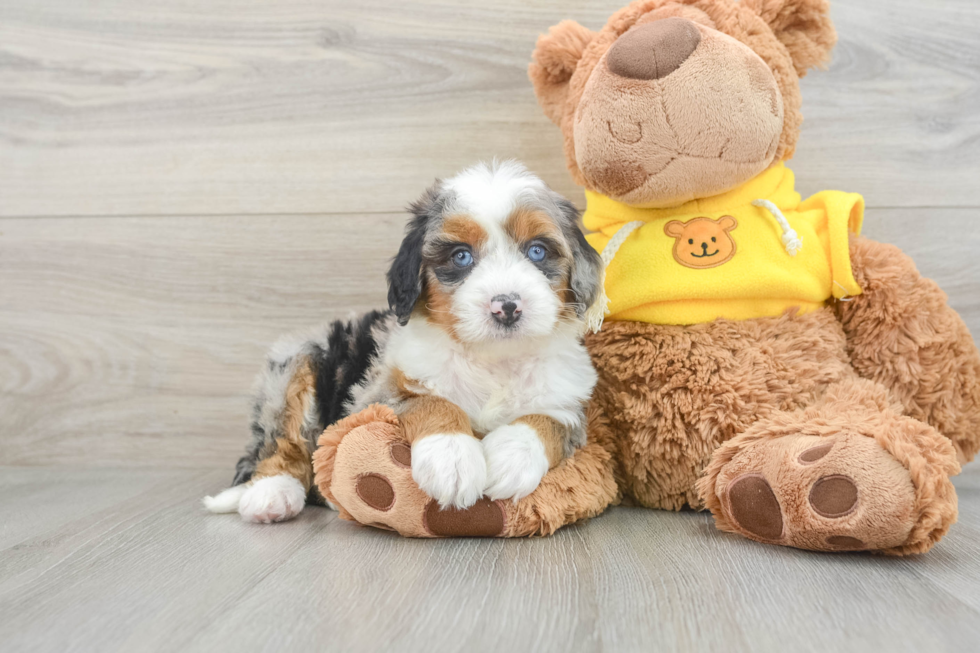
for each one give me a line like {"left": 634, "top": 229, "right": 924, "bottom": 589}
{"left": 606, "top": 17, "right": 702, "bottom": 80}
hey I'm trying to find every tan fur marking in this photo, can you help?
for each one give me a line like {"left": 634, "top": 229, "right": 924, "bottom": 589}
{"left": 556, "top": 269, "right": 578, "bottom": 321}
{"left": 254, "top": 359, "right": 316, "bottom": 491}
{"left": 442, "top": 215, "right": 488, "bottom": 249}
{"left": 505, "top": 208, "right": 567, "bottom": 253}
{"left": 421, "top": 269, "right": 459, "bottom": 337}
{"left": 391, "top": 367, "right": 473, "bottom": 444}
{"left": 515, "top": 414, "right": 568, "bottom": 468}
{"left": 399, "top": 394, "right": 473, "bottom": 445}
{"left": 391, "top": 368, "right": 422, "bottom": 399}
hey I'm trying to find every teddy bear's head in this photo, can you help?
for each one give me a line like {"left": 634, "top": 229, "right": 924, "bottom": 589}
{"left": 529, "top": 0, "right": 836, "bottom": 208}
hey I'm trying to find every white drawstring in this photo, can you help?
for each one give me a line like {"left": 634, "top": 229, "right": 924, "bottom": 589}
{"left": 583, "top": 220, "right": 644, "bottom": 334}
{"left": 600, "top": 220, "right": 645, "bottom": 267}
{"left": 752, "top": 199, "right": 802, "bottom": 256}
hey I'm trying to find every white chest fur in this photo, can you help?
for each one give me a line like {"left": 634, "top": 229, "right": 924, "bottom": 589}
{"left": 386, "top": 320, "right": 597, "bottom": 433}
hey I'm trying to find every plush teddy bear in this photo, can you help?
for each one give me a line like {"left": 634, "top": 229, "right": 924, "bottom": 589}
{"left": 314, "top": 0, "right": 980, "bottom": 554}
{"left": 526, "top": 0, "right": 980, "bottom": 554}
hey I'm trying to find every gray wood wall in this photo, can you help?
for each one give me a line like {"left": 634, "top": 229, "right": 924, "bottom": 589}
{"left": 2, "top": 0, "right": 978, "bottom": 469}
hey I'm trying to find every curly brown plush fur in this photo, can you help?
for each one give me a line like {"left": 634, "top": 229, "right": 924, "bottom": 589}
{"left": 836, "top": 236, "right": 980, "bottom": 463}
{"left": 586, "top": 307, "right": 852, "bottom": 510}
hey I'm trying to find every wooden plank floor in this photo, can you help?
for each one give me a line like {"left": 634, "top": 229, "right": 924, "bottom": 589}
{"left": 0, "top": 465, "right": 978, "bottom": 653}
{"left": 2, "top": 0, "right": 980, "bottom": 650}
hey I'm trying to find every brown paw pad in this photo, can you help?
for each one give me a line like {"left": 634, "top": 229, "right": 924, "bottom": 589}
{"left": 423, "top": 498, "right": 505, "bottom": 537}
{"left": 727, "top": 474, "right": 783, "bottom": 540}
{"left": 798, "top": 442, "right": 833, "bottom": 464}
{"left": 355, "top": 473, "right": 395, "bottom": 511}
{"left": 389, "top": 442, "right": 411, "bottom": 468}
{"left": 826, "top": 535, "right": 866, "bottom": 550}
{"left": 809, "top": 475, "right": 858, "bottom": 518}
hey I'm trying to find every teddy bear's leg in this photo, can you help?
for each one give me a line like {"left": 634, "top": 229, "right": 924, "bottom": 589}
{"left": 836, "top": 236, "right": 980, "bottom": 463}
{"left": 312, "top": 404, "right": 621, "bottom": 537}
{"left": 698, "top": 377, "right": 960, "bottom": 555}
{"left": 585, "top": 313, "right": 860, "bottom": 512}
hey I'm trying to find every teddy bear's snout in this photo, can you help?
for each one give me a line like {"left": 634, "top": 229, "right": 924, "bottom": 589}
{"left": 606, "top": 17, "right": 701, "bottom": 81}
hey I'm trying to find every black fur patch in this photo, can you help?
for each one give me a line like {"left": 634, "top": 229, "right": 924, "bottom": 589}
{"left": 388, "top": 184, "right": 445, "bottom": 325}
{"left": 311, "top": 310, "right": 391, "bottom": 428}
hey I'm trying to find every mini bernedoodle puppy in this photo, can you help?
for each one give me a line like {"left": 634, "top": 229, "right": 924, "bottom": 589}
{"left": 204, "top": 161, "right": 604, "bottom": 523}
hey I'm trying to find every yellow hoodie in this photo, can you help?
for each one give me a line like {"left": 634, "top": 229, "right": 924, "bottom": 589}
{"left": 584, "top": 163, "right": 864, "bottom": 325}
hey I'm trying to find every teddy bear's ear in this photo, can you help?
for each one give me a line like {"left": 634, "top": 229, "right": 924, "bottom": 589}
{"left": 529, "top": 20, "right": 595, "bottom": 125}
{"left": 664, "top": 221, "right": 686, "bottom": 238}
{"left": 745, "top": 0, "right": 837, "bottom": 76}
{"left": 719, "top": 215, "right": 738, "bottom": 231}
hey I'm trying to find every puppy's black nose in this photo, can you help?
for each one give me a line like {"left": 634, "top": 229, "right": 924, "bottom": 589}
{"left": 490, "top": 294, "right": 523, "bottom": 327}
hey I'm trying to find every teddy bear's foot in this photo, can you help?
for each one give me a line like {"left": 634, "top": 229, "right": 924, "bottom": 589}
{"left": 706, "top": 431, "right": 918, "bottom": 552}
{"left": 312, "top": 403, "right": 621, "bottom": 538}
{"left": 312, "top": 404, "right": 506, "bottom": 537}
{"left": 698, "top": 379, "right": 960, "bottom": 555}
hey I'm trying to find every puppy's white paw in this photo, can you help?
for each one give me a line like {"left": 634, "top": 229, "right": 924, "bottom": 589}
{"left": 238, "top": 474, "right": 306, "bottom": 523}
{"left": 411, "top": 434, "right": 487, "bottom": 509}
{"left": 483, "top": 423, "right": 549, "bottom": 502}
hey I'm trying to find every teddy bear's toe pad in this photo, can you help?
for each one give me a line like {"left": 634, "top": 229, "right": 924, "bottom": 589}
{"left": 727, "top": 475, "right": 783, "bottom": 540}
{"left": 716, "top": 431, "right": 918, "bottom": 551}
{"left": 423, "top": 499, "right": 506, "bottom": 537}
{"left": 355, "top": 474, "right": 395, "bottom": 511}
{"left": 808, "top": 475, "right": 858, "bottom": 517}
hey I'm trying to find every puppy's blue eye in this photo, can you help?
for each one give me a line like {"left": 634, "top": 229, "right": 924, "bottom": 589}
{"left": 527, "top": 245, "right": 547, "bottom": 262}
{"left": 453, "top": 249, "right": 473, "bottom": 267}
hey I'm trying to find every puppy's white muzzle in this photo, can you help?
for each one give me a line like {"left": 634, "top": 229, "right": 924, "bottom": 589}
{"left": 454, "top": 253, "right": 560, "bottom": 342}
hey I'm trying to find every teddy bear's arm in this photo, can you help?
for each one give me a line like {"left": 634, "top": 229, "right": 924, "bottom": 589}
{"left": 835, "top": 235, "right": 980, "bottom": 462}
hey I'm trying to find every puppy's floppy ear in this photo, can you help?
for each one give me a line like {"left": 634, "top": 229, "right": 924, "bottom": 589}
{"left": 529, "top": 20, "right": 595, "bottom": 125}
{"left": 556, "top": 198, "right": 603, "bottom": 319}
{"left": 745, "top": 0, "right": 836, "bottom": 76}
{"left": 387, "top": 185, "right": 438, "bottom": 326}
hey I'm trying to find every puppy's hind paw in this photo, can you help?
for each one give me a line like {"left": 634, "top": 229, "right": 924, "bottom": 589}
{"left": 238, "top": 474, "right": 307, "bottom": 523}
{"left": 411, "top": 434, "right": 487, "bottom": 510}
